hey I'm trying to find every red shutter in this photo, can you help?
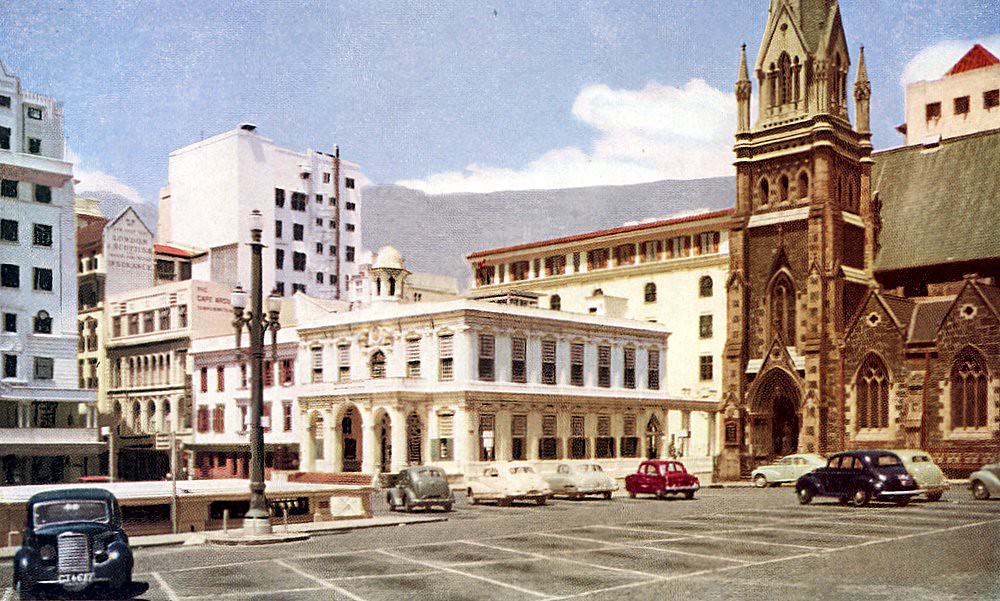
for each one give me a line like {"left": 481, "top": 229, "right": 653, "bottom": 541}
{"left": 200, "top": 368, "right": 208, "bottom": 393}
{"left": 197, "top": 406, "right": 210, "bottom": 433}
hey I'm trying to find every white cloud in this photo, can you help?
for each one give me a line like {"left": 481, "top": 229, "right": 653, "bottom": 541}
{"left": 901, "top": 34, "right": 1000, "bottom": 86}
{"left": 397, "top": 78, "right": 736, "bottom": 194}
{"left": 66, "top": 147, "right": 147, "bottom": 204}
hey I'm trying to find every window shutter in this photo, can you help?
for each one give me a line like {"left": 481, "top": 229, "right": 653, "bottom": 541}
{"left": 438, "top": 412, "right": 454, "bottom": 438}
{"left": 571, "top": 415, "right": 585, "bottom": 437}
{"left": 479, "top": 334, "right": 495, "bottom": 358}
{"left": 338, "top": 344, "right": 350, "bottom": 364}
{"left": 479, "top": 413, "right": 495, "bottom": 431}
{"left": 542, "top": 414, "right": 557, "bottom": 437}
{"left": 571, "top": 343, "right": 584, "bottom": 364}
{"left": 598, "top": 346, "right": 611, "bottom": 366}
{"left": 683, "top": 236, "right": 691, "bottom": 255}
{"left": 624, "top": 348, "right": 635, "bottom": 368}
{"left": 512, "top": 414, "right": 527, "bottom": 437}
{"left": 597, "top": 415, "right": 611, "bottom": 437}
{"left": 512, "top": 338, "right": 526, "bottom": 361}
{"left": 439, "top": 334, "right": 454, "bottom": 357}
{"left": 542, "top": 340, "right": 556, "bottom": 363}
{"left": 623, "top": 415, "right": 636, "bottom": 436}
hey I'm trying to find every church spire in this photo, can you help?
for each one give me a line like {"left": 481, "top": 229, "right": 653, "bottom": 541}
{"left": 854, "top": 45, "right": 871, "bottom": 133}
{"left": 736, "top": 44, "right": 752, "bottom": 133}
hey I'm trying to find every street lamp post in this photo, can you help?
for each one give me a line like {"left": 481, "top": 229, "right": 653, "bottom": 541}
{"left": 230, "top": 209, "right": 282, "bottom": 535}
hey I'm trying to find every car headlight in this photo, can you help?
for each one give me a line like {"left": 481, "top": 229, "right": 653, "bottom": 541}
{"left": 39, "top": 544, "right": 55, "bottom": 561}
{"left": 878, "top": 473, "right": 887, "bottom": 481}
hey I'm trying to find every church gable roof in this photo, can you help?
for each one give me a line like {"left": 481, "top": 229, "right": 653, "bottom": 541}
{"left": 871, "top": 128, "right": 1000, "bottom": 273}
{"left": 905, "top": 297, "right": 953, "bottom": 345}
{"left": 946, "top": 44, "right": 1000, "bottom": 76}
{"left": 757, "top": 0, "right": 840, "bottom": 70}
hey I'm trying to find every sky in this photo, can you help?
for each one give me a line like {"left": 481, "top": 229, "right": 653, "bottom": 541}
{"left": 2, "top": 0, "right": 998, "bottom": 203}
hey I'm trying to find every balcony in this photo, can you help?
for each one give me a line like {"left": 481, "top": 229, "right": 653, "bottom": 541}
{"left": 0, "top": 427, "right": 104, "bottom": 455}
{"left": 0, "top": 149, "right": 74, "bottom": 187}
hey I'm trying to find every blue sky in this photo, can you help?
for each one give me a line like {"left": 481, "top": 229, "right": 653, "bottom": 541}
{"left": 2, "top": 0, "right": 997, "bottom": 201}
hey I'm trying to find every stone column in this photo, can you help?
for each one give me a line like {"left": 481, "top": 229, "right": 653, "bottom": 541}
{"left": 495, "top": 410, "right": 511, "bottom": 462}
{"left": 361, "top": 408, "right": 376, "bottom": 474}
{"left": 390, "top": 407, "right": 408, "bottom": 472}
{"left": 526, "top": 409, "right": 542, "bottom": 461}
{"left": 325, "top": 407, "right": 340, "bottom": 472}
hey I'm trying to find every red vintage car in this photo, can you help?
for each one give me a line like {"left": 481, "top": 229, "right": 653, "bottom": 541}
{"left": 625, "top": 460, "right": 700, "bottom": 499}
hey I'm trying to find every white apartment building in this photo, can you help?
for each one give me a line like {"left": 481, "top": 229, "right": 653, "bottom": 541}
{"left": 0, "top": 61, "right": 100, "bottom": 484}
{"left": 467, "top": 209, "right": 732, "bottom": 409}
{"left": 900, "top": 44, "right": 1000, "bottom": 144}
{"left": 158, "top": 124, "right": 366, "bottom": 301}
{"left": 105, "top": 279, "right": 232, "bottom": 481}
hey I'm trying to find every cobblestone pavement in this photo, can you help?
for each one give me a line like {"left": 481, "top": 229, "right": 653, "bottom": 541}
{"left": 4, "top": 487, "right": 999, "bottom": 600}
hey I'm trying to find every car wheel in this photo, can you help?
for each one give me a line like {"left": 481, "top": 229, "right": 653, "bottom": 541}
{"left": 467, "top": 489, "right": 478, "bottom": 505}
{"left": 602, "top": 491, "right": 612, "bottom": 500}
{"left": 851, "top": 487, "right": 870, "bottom": 507}
{"left": 838, "top": 496, "right": 849, "bottom": 505}
{"left": 926, "top": 491, "right": 943, "bottom": 502}
{"left": 443, "top": 503, "right": 453, "bottom": 512}
{"left": 895, "top": 497, "right": 910, "bottom": 507}
{"left": 754, "top": 474, "right": 768, "bottom": 488}
{"left": 498, "top": 497, "right": 511, "bottom": 507}
{"left": 655, "top": 489, "right": 667, "bottom": 499}
{"left": 15, "top": 577, "right": 35, "bottom": 601}
{"left": 797, "top": 486, "right": 813, "bottom": 505}
{"left": 535, "top": 496, "right": 547, "bottom": 506}
{"left": 404, "top": 496, "right": 415, "bottom": 513}
{"left": 972, "top": 480, "right": 991, "bottom": 500}
{"left": 683, "top": 491, "right": 695, "bottom": 500}
{"left": 628, "top": 490, "right": 636, "bottom": 499}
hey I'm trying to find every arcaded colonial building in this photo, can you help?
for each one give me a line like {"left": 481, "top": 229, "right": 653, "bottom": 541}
{"left": 718, "top": 0, "right": 999, "bottom": 478}
{"left": 294, "top": 248, "right": 718, "bottom": 480}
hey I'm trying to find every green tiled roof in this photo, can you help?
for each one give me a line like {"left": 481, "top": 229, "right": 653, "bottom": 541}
{"left": 872, "top": 128, "right": 1000, "bottom": 272}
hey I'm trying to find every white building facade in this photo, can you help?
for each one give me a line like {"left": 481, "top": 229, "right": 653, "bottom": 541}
{"left": 467, "top": 209, "right": 731, "bottom": 412}
{"left": 158, "top": 124, "right": 366, "bottom": 300}
{"left": 0, "top": 61, "right": 100, "bottom": 484}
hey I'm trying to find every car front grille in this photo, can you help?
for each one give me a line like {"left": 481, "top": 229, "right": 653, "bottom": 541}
{"left": 57, "top": 532, "right": 91, "bottom": 574}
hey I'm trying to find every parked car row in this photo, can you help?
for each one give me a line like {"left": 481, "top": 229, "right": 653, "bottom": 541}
{"left": 386, "top": 460, "right": 701, "bottom": 511}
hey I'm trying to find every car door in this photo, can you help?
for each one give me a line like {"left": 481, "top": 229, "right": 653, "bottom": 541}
{"left": 640, "top": 463, "right": 658, "bottom": 492}
{"left": 819, "top": 456, "right": 843, "bottom": 495}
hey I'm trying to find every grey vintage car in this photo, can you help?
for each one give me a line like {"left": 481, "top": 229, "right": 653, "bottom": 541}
{"left": 970, "top": 461, "right": 1000, "bottom": 500}
{"left": 386, "top": 466, "right": 454, "bottom": 512}
{"left": 543, "top": 463, "right": 617, "bottom": 499}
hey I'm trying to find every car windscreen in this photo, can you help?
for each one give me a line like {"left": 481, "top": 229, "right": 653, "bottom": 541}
{"left": 33, "top": 500, "right": 109, "bottom": 527}
{"left": 575, "top": 465, "right": 602, "bottom": 472}
{"left": 511, "top": 467, "right": 535, "bottom": 474}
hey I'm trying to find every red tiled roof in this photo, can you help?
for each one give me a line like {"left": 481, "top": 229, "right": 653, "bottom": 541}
{"left": 154, "top": 243, "right": 195, "bottom": 258}
{"left": 467, "top": 208, "right": 734, "bottom": 260}
{"left": 946, "top": 44, "right": 1000, "bottom": 76}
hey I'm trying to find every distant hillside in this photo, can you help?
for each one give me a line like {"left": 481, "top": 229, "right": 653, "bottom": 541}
{"left": 361, "top": 177, "right": 735, "bottom": 288}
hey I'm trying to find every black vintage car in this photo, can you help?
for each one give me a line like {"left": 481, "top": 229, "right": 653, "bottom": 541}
{"left": 386, "top": 466, "right": 454, "bottom": 512}
{"left": 12, "top": 488, "right": 134, "bottom": 599}
{"left": 796, "top": 450, "right": 922, "bottom": 507}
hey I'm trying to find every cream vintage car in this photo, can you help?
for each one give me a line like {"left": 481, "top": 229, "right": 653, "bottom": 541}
{"left": 891, "top": 449, "right": 949, "bottom": 501}
{"left": 466, "top": 463, "right": 551, "bottom": 506}
{"left": 543, "top": 463, "right": 618, "bottom": 499}
{"left": 751, "top": 453, "right": 826, "bottom": 487}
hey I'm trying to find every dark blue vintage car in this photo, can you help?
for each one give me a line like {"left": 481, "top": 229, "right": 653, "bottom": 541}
{"left": 12, "top": 488, "right": 133, "bottom": 599}
{"left": 796, "top": 450, "right": 922, "bottom": 507}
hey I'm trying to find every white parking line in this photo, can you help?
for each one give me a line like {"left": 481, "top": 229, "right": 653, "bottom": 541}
{"left": 376, "top": 549, "right": 550, "bottom": 598}
{"left": 183, "top": 587, "right": 329, "bottom": 600}
{"left": 538, "top": 532, "right": 749, "bottom": 564}
{"left": 151, "top": 571, "right": 180, "bottom": 601}
{"left": 591, "top": 524, "right": 825, "bottom": 550}
{"left": 273, "top": 558, "right": 369, "bottom": 601}
{"left": 466, "top": 539, "right": 671, "bottom": 582}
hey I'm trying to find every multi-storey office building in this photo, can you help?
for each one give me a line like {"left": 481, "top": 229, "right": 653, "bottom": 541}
{"left": 0, "top": 61, "right": 100, "bottom": 484}
{"left": 467, "top": 210, "right": 731, "bottom": 411}
{"left": 186, "top": 293, "right": 347, "bottom": 479}
{"left": 158, "top": 124, "right": 366, "bottom": 300}
{"left": 75, "top": 206, "right": 154, "bottom": 419}
{"left": 290, "top": 251, "right": 718, "bottom": 480}
{"left": 104, "top": 279, "right": 231, "bottom": 480}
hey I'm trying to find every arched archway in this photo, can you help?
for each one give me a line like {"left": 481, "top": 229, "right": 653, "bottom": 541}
{"left": 339, "top": 405, "right": 363, "bottom": 472}
{"left": 750, "top": 369, "right": 801, "bottom": 462}
{"left": 645, "top": 415, "right": 662, "bottom": 459}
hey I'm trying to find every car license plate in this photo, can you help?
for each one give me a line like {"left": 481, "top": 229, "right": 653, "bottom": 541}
{"left": 58, "top": 572, "right": 94, "bottom": 584}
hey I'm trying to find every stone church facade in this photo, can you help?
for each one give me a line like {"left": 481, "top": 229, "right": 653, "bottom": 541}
{"left": 718, "top": 0, "right": 1000, "bottom": 479}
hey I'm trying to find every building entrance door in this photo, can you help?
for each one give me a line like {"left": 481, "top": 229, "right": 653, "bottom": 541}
{"left": 750, "top": 369, "right": 801, "bottom": 463}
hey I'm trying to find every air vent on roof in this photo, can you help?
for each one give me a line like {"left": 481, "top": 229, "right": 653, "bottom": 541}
{"left": 239, "top": 122, "right": 258, "bottom": 132}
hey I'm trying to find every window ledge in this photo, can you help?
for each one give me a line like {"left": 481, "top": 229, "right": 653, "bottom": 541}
{"left": 944, "top": 428, "right": 994, "bottom": 441}
{"left": 854, "top": 428, "right": 895, "bottom": 441}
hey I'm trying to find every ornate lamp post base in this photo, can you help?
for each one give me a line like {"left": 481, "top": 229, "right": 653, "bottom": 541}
{"left": 242, "top": 514, "right": 273, "bottom": 535}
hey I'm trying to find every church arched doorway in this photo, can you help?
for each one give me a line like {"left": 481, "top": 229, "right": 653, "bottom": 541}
{"left": 750, "top": 369, "right": 801, "bottom": 462}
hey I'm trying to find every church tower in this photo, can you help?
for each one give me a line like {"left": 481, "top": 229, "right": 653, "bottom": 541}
{"left": 718, "top": 0, "right": 873, "bottom": 480}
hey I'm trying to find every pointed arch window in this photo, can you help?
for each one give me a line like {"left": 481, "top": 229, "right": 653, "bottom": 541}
{"left": 778, "top": 52, "right": 792, "bottom": 105}
{"left": 769, "top": 273, "right": 796, "bottom": 343}
{"left": 779, "top": 175, "right": 790, "bottom": 203}
{"left": 369, "top": 350, "right": 386, "bottom": 379}
{"left": 759, "top": 178, "right": 769, "bottom": 206}
{"left": 856, "top": 353, "right": 889, "bottom": 429}
{"left": 952, "top": 348, "right": 988, "bottom": 429}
